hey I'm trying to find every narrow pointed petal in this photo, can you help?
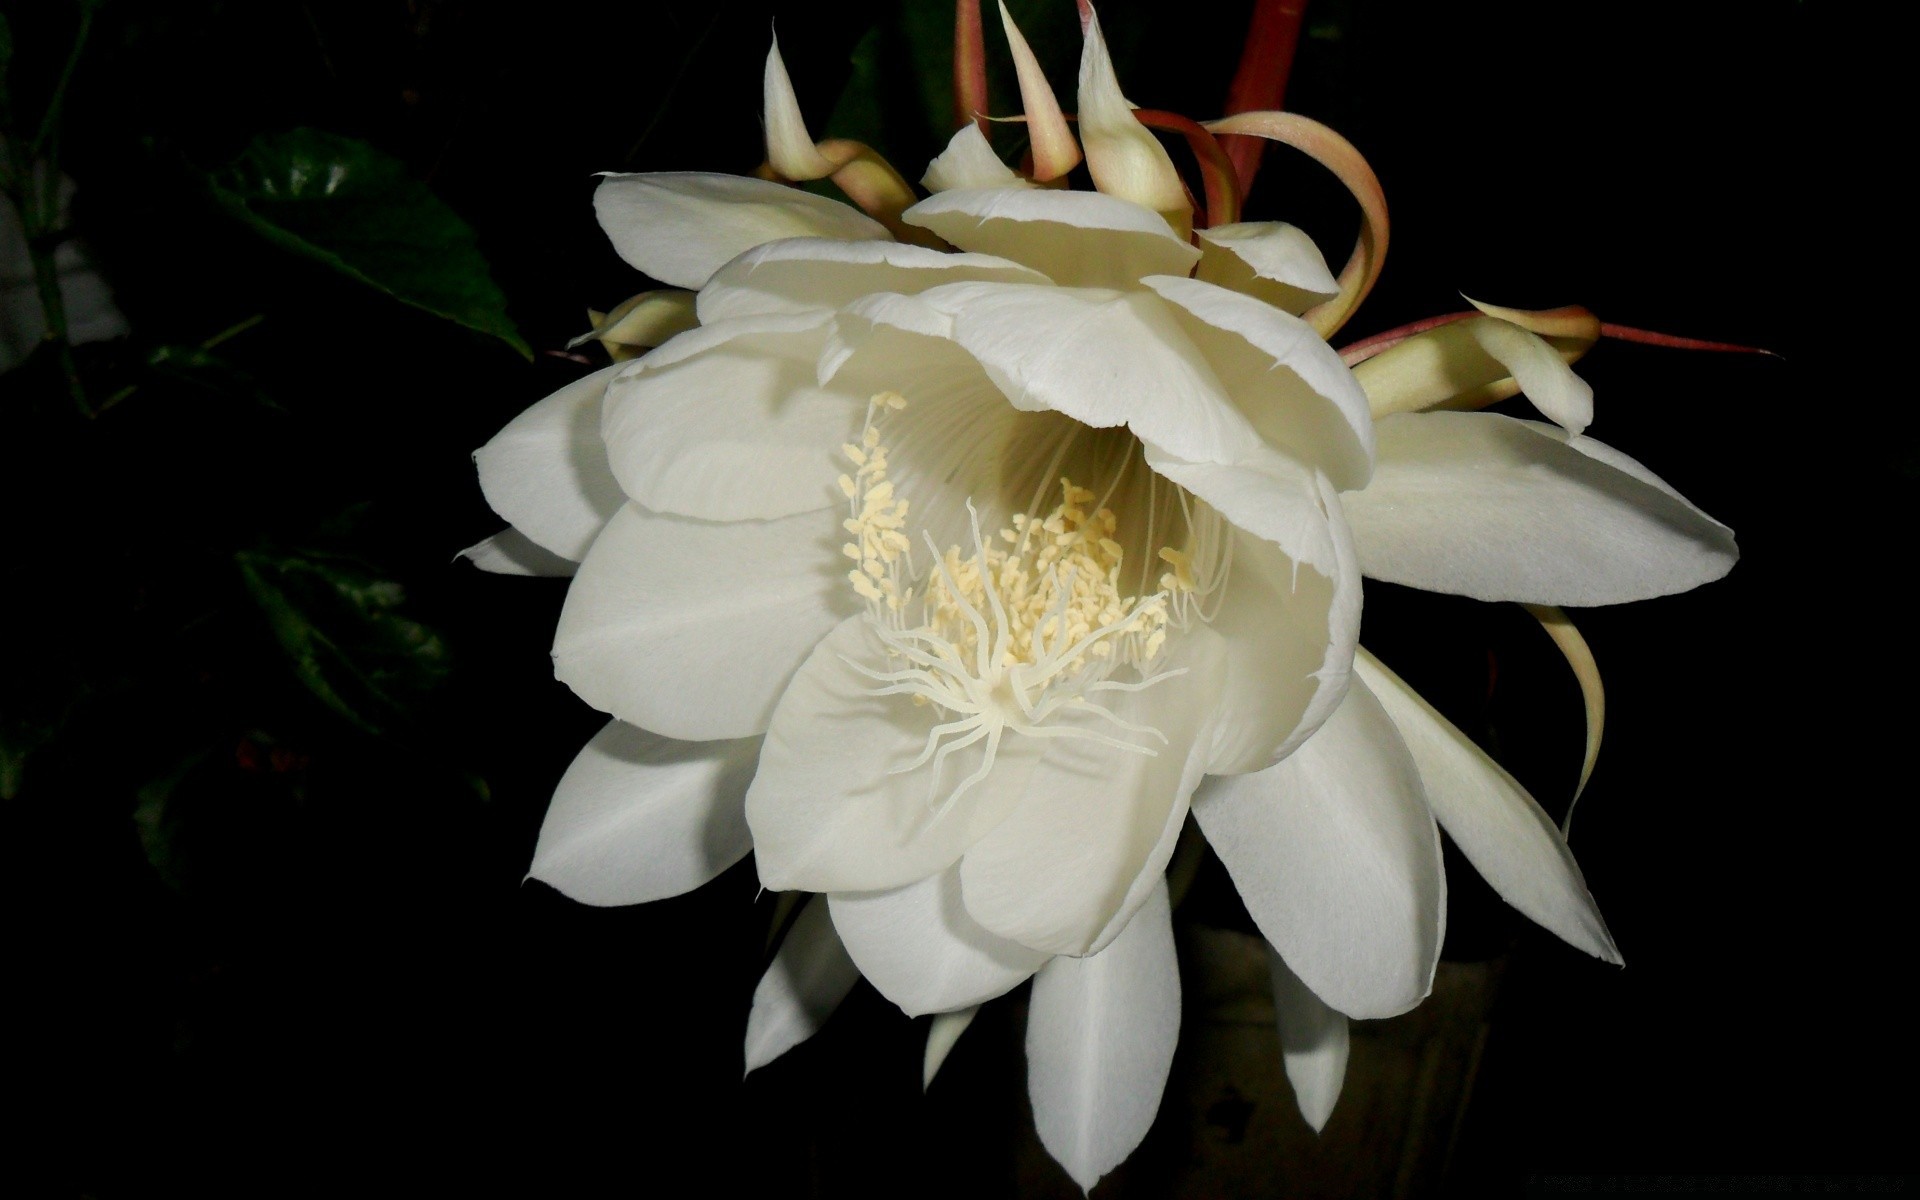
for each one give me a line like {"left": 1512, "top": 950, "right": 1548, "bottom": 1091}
{"left": 764, "top": 39, "right": 838, "bottom": 180}
{"left": 474, "top": 363, "right": 626, "bottom": 561}
{"left": 1353, "top": 315, "right": 1593, "bottom": 435}
{"left": 1267, "top": 945, "right": 1349, "bottom": 1133}
{"left": 999, "top": 2, "right": 1081, "bottom": 181}
{"left": 697, "top": 238, "right": 1046, "bottom": 325}
{"left": 1196, "top": 221, "right": 1340, "bottom": 316}
{"left": 1026, "top": 881, "right": 1179, "bottom": 1192}
{"left": 594, "top": 172, "right": 888, "bottom": 290}
{"left": 923, "top": 123, "right": 1035, "bottom": 193}
{"left": 567, "top": 289, "right": 699, "bottom": 358}
{"left": 960, "top": 628, "right": 1226, "bottom": 957}
{"left": 903, "top": 188, "right": 1197, "bottom": 290}
{"left": 1470, "top": 315, "right": 1594, "bottom": 435}
{"left": 527, "top": 721, "right": 759, "bottom": 905}
{"left": 1141, "top": 273, "right": 1375, "bottom": 491}
{"left": 552, "top": 504, "right": 851, "bottom": 740}
{"left": 1193, "top": 675, "right": 1444, "bottom": 1019}
{"left": 458, "top": 528, "right": 577, "bottom": 577}
{"left": 1355, "top": 648, "right": 1621, "bottom": 963}
{"left": 924, "top": 1006, "right": 979, "bottom": 1090}
{"left": 1076, "top": 9, "right": 1190, "bottom": 229}
{"left": 1524, "top": 604, "right": 1606, "bottom": 814}
{"left": 1344, "top": 412, "right": 1737, "bottom": 605}
{"left": 829, "top": 868, "right": 1047, "bottom": 1017}
{"left": 746, "top": 616, "right": 1046, "bottom": 894}
{"left": 744, "top": 895, "right": 862, "bottom": 1074}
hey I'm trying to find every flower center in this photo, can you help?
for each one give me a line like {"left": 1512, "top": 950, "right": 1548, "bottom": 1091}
{"left": 835, "top": 392, "right": 1230, "bottom": 815}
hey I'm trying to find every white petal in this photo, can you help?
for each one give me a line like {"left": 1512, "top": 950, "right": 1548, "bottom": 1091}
{"left": 1026, "top": 881, "right": 1179, "bottom": 1192}
{"left": 593, "top": 172, "right": 889, "bottom": 290}
{"left": 1195, "top": 222, "right": 1340, "bottom": 315}
{"left": 960, "top": 627, "right": 1227, "bottom": 957}
{"left": 1469, "top": 316, "right": 1594, "bottom": 436}
{"left": 1355, "top": 648, "right": 1620, "bottom": 963}
{"left": 913, "top": 281, "right": 1266, "bottom": 467}
{"left": 1267, "top": 945, "right": 1349, "bottom": 1133}
{"left": 458, "top": 528, "right": 577, "bottom": 577}
{"left": 744, "top": 895, "right": 862, "bottom": 1074}
{"left": 1075, "top": 10, "right": 1188, "bottom": 223}
{"left": 1141, "top": 274, "right": 1374, "bottom": 490}
{"left": 828, "top": 868, "right": 1048, "bottom": 1017}
{"left": 1204, "top": 488, "right": 1361, "bottom": 775}
{"left": 697, "top": 237, "right": 1048, "bottom": 325}
{"left": 474, "top": 363, "right": 626, "bottom": 561}
{"left": 1343, "top": 411, "right": 1738, "bottom": 605}
{"left": 923, "top": 124, "right": 1035, "bottom": 193}
{"left": 745, "top": 616, "right": 1047, "bottom": 894}
{"left": 1193, "top": 674, "right": 1444, "bottom": 1019}
{"left": 903, "top": 188, "right": 1198, "bottom": 290}
{"left": 923, "top": 1007, "right": 979, "bottom": 1089}
{"left": 600, "top": 313, "right": 861, "bottom": 522}
{"left": 527, "top": 720, "right": 758, "bottom": 905}
{"left": 552, "top": 503, "right": 851, "bottom": 740}
{"left": 1139, "top": 445, "right": 1342, "bottom": 576}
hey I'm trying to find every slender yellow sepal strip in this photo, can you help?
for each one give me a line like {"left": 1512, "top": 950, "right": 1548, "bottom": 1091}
{"left": 569, "top": 289, "right": 699, "bottom": 361}
{"left": 1355, "top": 316, "right": 1586, "bottom": 419}
{"left": 1522, "top": 603, "right": 1605, "bottom": 837}
{"left": 1078, "top": 8, "right": 1192, "bottom": 236}
{"left": 1204, "top": 110, "right": 1387, "bottom": 339}
{"left": 762, "top": 41, "right": 942, "bottom": 246}
{"left": 999, "top": 2, "right": 1081, "bottom": 181}
{"left": 923, "top": 1007, "right": 978, "bottom": 1091}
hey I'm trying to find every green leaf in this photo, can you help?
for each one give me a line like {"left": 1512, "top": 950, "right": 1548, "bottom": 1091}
{"left": 236, "top": 546, "right": 452, "bottom": 736}
{"left": 207, "top": 129, "right": 529, "bottom": 357}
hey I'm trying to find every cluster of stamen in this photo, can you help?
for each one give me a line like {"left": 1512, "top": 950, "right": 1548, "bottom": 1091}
{"left": 836, "top": 392, "right": 1228, "bottom": 818}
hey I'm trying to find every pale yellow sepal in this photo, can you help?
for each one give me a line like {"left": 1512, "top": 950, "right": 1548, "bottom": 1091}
{"left": 568, "top": 289, "right": 699, "bottom": 361}
{"left": 1204, "top": 111, "right": 1387, "bottom": 338}
{"left": 1354, "top": 316, "right": 1585, "bottom": 422}
{"left": 923, "top": 123, "right": 1035, "bottom": 193}
{"left": 999, "top": 2, "right": 1081, "bottom": 181}
{"left": 761, "top": 40, "right": 940, "bottom": 247}
{"left": 1522, "top": 604, "right": 1605, "bottom": 835}
{"left": 1077, "top": 8, "right": 1191, "bottom": 236}
{"left": 923, "top": 1006, "right": 979, "bottom": 1090}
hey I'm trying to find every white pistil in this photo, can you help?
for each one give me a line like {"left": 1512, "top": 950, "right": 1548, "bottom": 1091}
{"left": 837, "top": 393, "right": 1228, "bottom": 816}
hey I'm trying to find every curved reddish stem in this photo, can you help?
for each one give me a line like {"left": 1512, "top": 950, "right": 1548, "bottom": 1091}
{"left": 1598, "top": 323, "right": 1779, "bottom": 357}
{"left": 1220, "top": 0, "right": 1310, "bottom": 196}
{"left": 1132, "top": 109, "right": 1242, "bottom": 228}
{"left": 953, "top": 0, "right": 989, "bottom": 135}
{"left": 1340, "top": 311, "right": 1780, "bottom": 367}
{"left": 1338, "top": 312, "right": 1473, "bottom": 365}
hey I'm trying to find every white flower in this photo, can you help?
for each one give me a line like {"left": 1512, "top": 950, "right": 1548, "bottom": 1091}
{"left": 469, "top": 10, "right": 1737, "bottom": 1190}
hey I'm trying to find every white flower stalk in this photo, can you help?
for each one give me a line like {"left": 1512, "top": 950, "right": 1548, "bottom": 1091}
{"left": 470, "top": 7, "right": 1737, "bottom": 1189}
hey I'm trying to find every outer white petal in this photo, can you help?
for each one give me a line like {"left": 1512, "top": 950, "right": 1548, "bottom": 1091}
{"left": 474, "top": 363, "right": 626, "bottom": 561}
{"left": 902, "top": 188, "right": 1198, "bottom": 290}
{"left": 1141, "top": 443, "right": 1341, "bottom": 577}
{"left": 913, "top": 281, "right": 1266, "bottom": 467}
{"left": 1141, "top": 274, "right": 1374, "bottom": 490}
{"left": 922, "top": 124, "right": 1035, "bottom": 193}
{"left": 1267, "top": 944, "right": 1349, "bottom": 1133}
{"left": 1343, "top": 412, "right": 1737, "bottom": 605}
{"left": 745, "top": 616, "right": 1047, "bottom": 894}
{"left": 552, "top": 504, "right": 851, "bottom": 740}
{"left": 697, "top": 237, "right": 1048, "bottom": 325}
{"left": 1355, "top": 648, "right": 1620, "bottom": 963}
{"left": 1026, "top": 881, "right": 1179, "bottom": 1193}
{"left": 600, "top": 313, "right": 860, "bottom": 522}
{"left": 1193, "top": 674, "right": 1444, "bottom": 1020}
{"left": 1195, "top": 222, "right": 1340, "bottom": 316}
{"left": 457, "top": 528, "right": 577, "bottom": 577}
{"left": 1203, "top": 478, "right": 1362, "bottom": 775}
{"left": 959, "top": 627, "right": 1227, "bottom": 958}
{"left": 526, "top": 721, "right": 758, "bottom": 905}
{"left": 828, "top": 868, "right": 1048, "bottom": 1017}
{"left": 593, "top": 172, "right": 889, "bottom": 290}
{"left": 744, "top": 895, "right": 862, "bottom": 1074}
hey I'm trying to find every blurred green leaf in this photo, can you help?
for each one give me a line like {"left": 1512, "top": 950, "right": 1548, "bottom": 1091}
{"left": 236, "top": 546, "right": 452, "bottom": 736}
{"left": 206, "top": 128, "right": 529, "bottom": 358}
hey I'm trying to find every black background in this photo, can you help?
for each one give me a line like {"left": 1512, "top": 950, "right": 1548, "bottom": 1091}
{"left": 11, "top": 0, "right": 1901, "bottom": 1195}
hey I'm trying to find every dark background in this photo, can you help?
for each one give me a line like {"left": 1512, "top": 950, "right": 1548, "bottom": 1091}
{"left": 7, "top": 0, "right": 1899, "bottom": 1195}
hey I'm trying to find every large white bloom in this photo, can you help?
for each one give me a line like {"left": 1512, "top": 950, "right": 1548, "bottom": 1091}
{"left": 470, "top": 12, "right": 1736, "bottom": 1190}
